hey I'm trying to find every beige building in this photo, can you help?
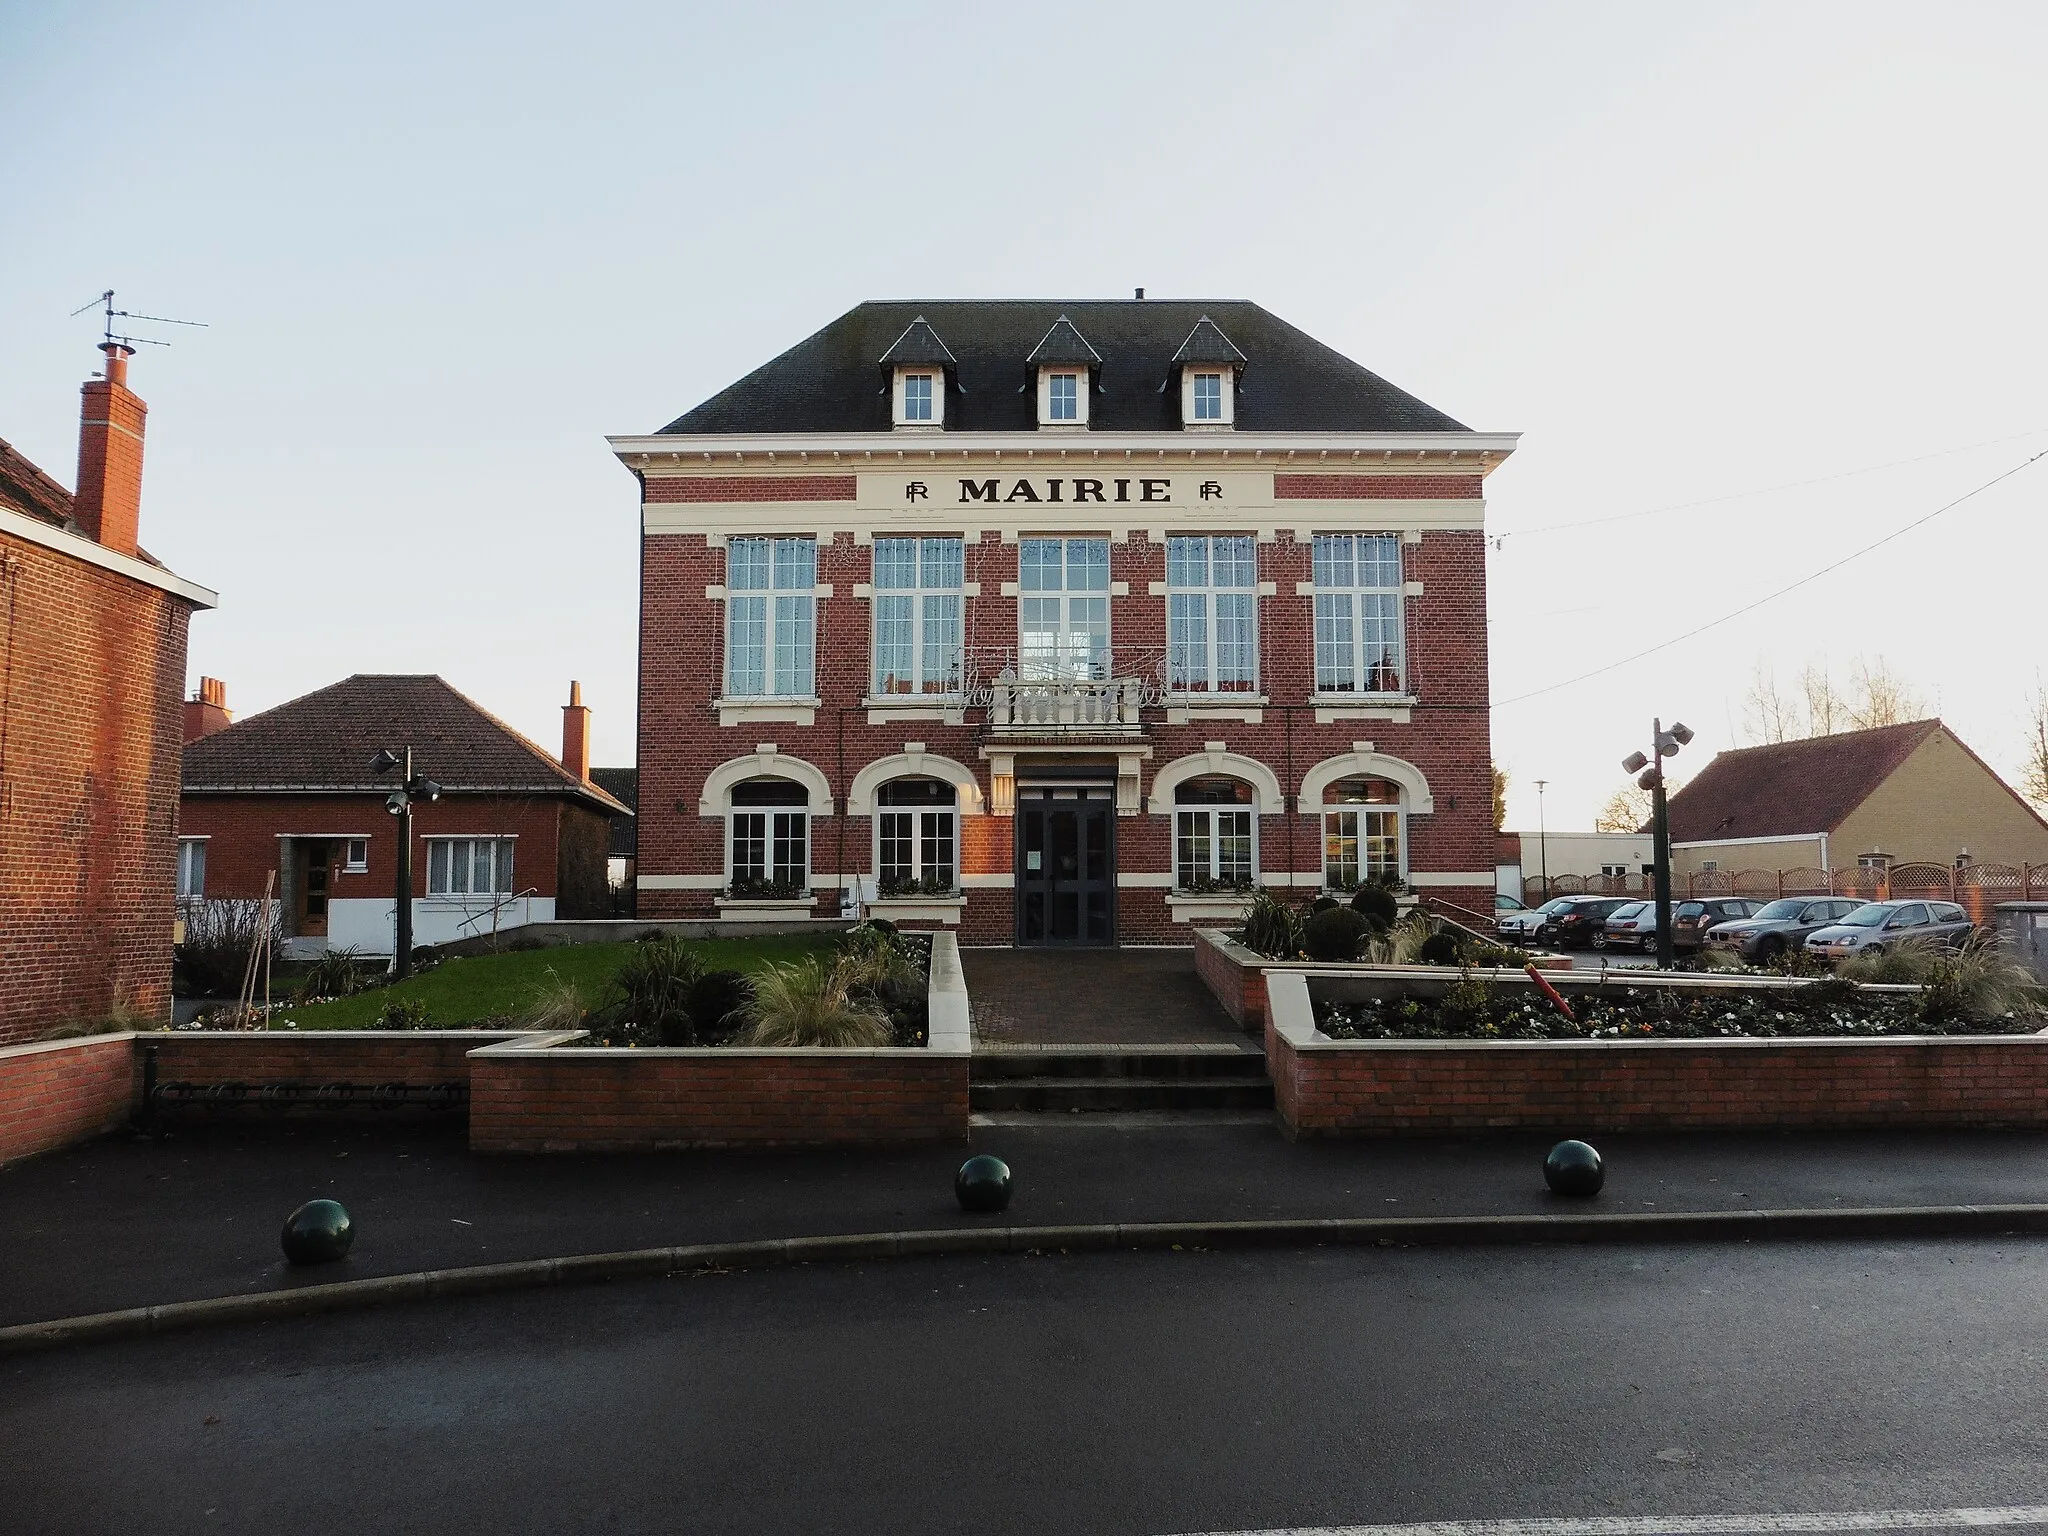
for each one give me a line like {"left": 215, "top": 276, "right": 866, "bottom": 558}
{"left": 1665, "top": 719, "right": 2048, "bottom": 880}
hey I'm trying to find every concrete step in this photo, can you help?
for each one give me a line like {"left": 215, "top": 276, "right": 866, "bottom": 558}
{"left": 968, "top": 1074, "right": 1276, "bottom": 1114}
{"left": 970, "top": 1049, "right": 1265, "bottom": 1082}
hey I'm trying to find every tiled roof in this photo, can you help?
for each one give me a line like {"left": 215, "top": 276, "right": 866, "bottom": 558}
{"left": 877, "top": 316, "right": 958, "bottom": 367}
{"left": 182, "top": 674, "right": 630, "bottom": 814}
{"left": 0, "top": 436, "right": 75, "bottom": 529}
{"left": 1170, "top": 315, "right": 1248, "bottom": 366}
{"left": 1664, "top": 720, "right": 1943, "bottom": 843}
{"left": 657, "top": 299, "right": 1468, "bottom": 435}
{"left": 1025, "top": 315, "right": 1103, "bottom": 367}
{"left": 589, "top": 767, "right": 638, "bottom": 856}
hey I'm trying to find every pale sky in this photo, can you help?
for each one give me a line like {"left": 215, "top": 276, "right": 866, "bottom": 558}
{"left": 5, "top": 2, "right": 2044, "bottom": 831}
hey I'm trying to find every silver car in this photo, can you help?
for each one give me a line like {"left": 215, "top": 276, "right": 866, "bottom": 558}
{"left": 1704, "top": 897, "right": 1865, "bottom": 962}
{"left": 1803, "top": 900, "right": 1976, "bottom": 961}
{"left": 1497, "top": 896, "right": 1574, "bottom": 943}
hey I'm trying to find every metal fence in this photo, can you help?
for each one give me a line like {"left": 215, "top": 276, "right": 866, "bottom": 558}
{"left": 1522, "top": 863, "right": 2048, "bottom": 921}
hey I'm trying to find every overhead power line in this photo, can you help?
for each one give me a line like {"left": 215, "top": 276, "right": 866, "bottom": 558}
{"left": 1488, "top": 426, "right": 2048, "bottom": 547}
{"left": 1492, "top": 445, "right": 2048, "bottom": 709}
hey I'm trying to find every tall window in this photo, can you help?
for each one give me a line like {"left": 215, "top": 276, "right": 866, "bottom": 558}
{"left": 729, "top": 778, "right": 809, "bottom": 893}
{"left": 1192, "top": 373, "right": 1223, "bottom": 420}
{"left": 902, "top": 373, "right": 934, "bottom": 421}
{"left": 873, "top": 536, "right": 964, "bottom": 696}
{"left": 1322, "top": 777, "right": 1401, "bottom": 890}
{"left": 1047, "top": 373, "right": 1079, "bottom": 421}
{"left": 427, "top": 838, "right": 515, "bottom": 896}
{"left": 1019, "top": 538, "right": 1110, "bottom": 680}
{"left": 726, "top": 537, "right": 816, "bottom": 698}
{"left": 1175, "top": 777, "right": 1254, "bottom": 891}
{"left": 1312, "top": 534, "right": 1405, "bottom": 695}
{"left": 1167, "top": 535, "right": 1257, "bottom": 693}
{"left": 876, "top": 778, "right": 958, "bottom": 896}
{"left": 176, "top": 838, "right": 207, "bottom": 899}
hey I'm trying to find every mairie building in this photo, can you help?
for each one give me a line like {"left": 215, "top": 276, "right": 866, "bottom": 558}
{"left": 612, "top": 299, "right": 1517, "bottom": 945}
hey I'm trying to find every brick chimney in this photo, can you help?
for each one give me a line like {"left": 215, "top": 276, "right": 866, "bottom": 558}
{"left": 75, "top": 342, "right": 147, "bottom": 557}
{"left": 183, "top": 677, "right": 232, "bottom": 742}
{"left": 561, "top": 680, "right": 591, "bottom": 782}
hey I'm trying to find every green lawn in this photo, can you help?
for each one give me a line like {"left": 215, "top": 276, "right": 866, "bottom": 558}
{"left": 273, "top": 935, "right": 838, "bottom": 1031}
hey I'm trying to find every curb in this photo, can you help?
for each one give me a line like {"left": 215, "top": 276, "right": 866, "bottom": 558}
{"left": 6, "top": 1203, "right": 2048, "bottom": 1356}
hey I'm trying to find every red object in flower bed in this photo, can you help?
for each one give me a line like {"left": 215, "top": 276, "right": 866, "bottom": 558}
{"left": 1524, "top": 963, "right": 1575, "bottom": 1021}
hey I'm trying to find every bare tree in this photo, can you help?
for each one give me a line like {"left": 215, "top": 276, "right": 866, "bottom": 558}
{"left": 1742, "top": 663, "right": 1799, "bottom": 744}
{"left": 1800, "top": 662, "right": 1847, "bottom": 737}
{"left": 1595, "top": 784, "right": 1655, "bottom": 834}
{"left": 2024, "top": 675, "right": 2048, "bottom": 811}
{"left": 1844, "top": 656, "right": 1926, "bottom": 730}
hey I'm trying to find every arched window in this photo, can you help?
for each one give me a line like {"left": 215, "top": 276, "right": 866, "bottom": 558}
{"left": 729, "top": 777, "right": 809, "bottom": 894}
{"left": 1321, "top": 777, "right": 1402, "bottom": 891}
{"left": 876, "top": 778, "right": 958, "bottom": 896}
{"left": 1174, "top": 776, "right": 1255, "bottom": 892}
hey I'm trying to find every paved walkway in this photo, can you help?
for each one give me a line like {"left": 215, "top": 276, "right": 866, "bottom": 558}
{"left": 961, "top": 946, "right": 1252, "bottom": 1047}
{"left": 8, "top": 1121, "right": 2048, "bottom": 1328}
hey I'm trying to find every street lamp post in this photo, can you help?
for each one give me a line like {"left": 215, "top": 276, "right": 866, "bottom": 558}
{"left": 1621, "top": 719, "right": 1693, "bottom": 970}
{"left": 1534, "top": 778, "right": 1549, "bottom": 893}
{"left": 371, "top": 748, "right": 440, "bottom": 980}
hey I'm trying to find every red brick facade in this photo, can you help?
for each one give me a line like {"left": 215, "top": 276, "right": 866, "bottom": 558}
{"left": 0, "top": 528, "right": 198, "bottom": 1043}
{"left": 635, "top": 474, "right": 1498, "bottom": 943}
{"left": 0, "top": 1035, "right": 138, "bottom": 1165}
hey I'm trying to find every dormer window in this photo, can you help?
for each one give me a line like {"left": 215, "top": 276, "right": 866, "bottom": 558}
{"left": 879, "top": 315, "right": 956, "bottom": 431}
{"left": 1027, "top": 314, "right": 1101, "bottom": 431}
{"left": 1171, "top": 315, "right": 1247, "bottom": 431}
{"left": 899, "top": 371, "right": 936, "bottom": 424}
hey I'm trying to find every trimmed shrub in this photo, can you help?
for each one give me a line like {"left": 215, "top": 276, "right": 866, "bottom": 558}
{"left": 1303, "top": 906, "right": 1370, "bottom": 962}
{"left": 1349, "top": 883, "right": 1400, "bottom": 933}
{"left": 1309, "top": 894, "right": 1340, "bottom": 915}
{"left": 684, "top": 970, "right": 755, "bottom": 1044}
{"left": 1417, "top": 931, "right": 1468, "bottom": 967}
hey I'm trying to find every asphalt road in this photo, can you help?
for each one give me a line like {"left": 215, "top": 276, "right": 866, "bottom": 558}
{"left": 6, "top": 1238, "right": 2048, "bottom": 1534}
{"left": 13, "top": 1124, "right": 2048, "bottom": 1326}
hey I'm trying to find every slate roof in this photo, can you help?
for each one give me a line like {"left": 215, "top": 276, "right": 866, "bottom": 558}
{"left": 0, "top": 436, "right": 74, "bottom": 529}
{"left": 1171, "top": 315, "right": 1248, "bottom": 366}
{"left": 877, "top": 316, "right": 957, "bottom": 367}
{"left": 657, "top": 300, "right": 1468, "bottom": 435}
{"left": 1663, "top": 720, "right": 1944, "bottom": 844}
{"left": 1025, "top": 315, "right": 1103, "bottom": 367}
{"left": 182, "top": 674, "right": 630, "bottom": 814}
{"left": 589, "top": 768, "right": 638, "bottom": 857}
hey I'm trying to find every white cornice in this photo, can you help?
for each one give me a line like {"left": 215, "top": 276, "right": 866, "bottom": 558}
{"left": 609, "top": 429, "right": 1520, "bottom": 471}
{"left": 0, "top": 505, "right": 218, "bottom": 609}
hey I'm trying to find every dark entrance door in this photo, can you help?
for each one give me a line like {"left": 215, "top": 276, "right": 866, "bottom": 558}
{"left": 296, "top": 839, "right": 335, "bottom": 938}
{"left": 1015, "top": 789, "right": 1115, "bottom": 945}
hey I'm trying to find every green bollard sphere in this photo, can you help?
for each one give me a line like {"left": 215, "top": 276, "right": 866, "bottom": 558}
{"left": 1544, "top": 1140, "right": 1605, "bottom": 1197}
{"left": 955, "top": 1154, "right": 1013, "bottom": 1214}
{"left": 281, "top": 1198, "right": 355, "bottom": 1265}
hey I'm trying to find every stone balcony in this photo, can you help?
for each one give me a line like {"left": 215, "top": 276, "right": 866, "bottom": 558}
{"left": 984, "top": 676, "right": 1145, "bottom": 738}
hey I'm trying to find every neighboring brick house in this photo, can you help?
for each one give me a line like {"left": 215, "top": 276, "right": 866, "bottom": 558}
{"left": 612, "top": 299, "right": 1518, "bottom": 943}
{"left": 180, "top": 675, "right": 630, "bottom": 955}
{"left": 1665, "top": 719, "right": 2048, "bottom": 892}
{"left": 589, "top": 766, "right": 637, "bottom": 910}
{"left": 0, "top": 344, "right": 217, "bottom": 1044}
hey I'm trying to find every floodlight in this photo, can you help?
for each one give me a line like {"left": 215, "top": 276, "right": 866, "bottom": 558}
{"left": 1669, "top": 722, "right": 1694, "bottom": 747}
{"left": 1621, "top": 751, "right": 1649, "bottom": 775}
{"left": 370, "top": 749, "right": 401, "bottom": 774}
{"left": 1637, "top": 769, "right": 1658, "bottom": 791}
{"left": 415, "top": 777, "right": 442, "bottom": 802}
{"left": 385, "top": 792, "right": 406, "bottom": 816}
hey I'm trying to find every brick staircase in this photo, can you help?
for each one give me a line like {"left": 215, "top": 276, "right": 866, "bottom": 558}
{"left": 969, "top": 1046, "right": 1274, "bottom": 1118}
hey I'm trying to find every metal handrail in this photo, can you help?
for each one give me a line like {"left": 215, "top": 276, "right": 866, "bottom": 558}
{"left": 455, "top": 887, "right": 542, "bottom": 940}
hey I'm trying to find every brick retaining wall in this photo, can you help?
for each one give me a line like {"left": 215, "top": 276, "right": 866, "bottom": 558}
{"left": 0, "top": 1035, "right": 139, "bottom": 1165}
{"left": 1264, "top": 969, "right": 2048, "bottom": 1135}
{"left": 142, "top": 1031, "right": 521, "bottom": 1089}
{"left": 468, "top": 1044, "right": 969, "bottom": 1151}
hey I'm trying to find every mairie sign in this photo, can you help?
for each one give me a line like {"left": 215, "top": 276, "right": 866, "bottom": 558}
{"left": 911, "top": 476, "right": 1222, "bottom": 505}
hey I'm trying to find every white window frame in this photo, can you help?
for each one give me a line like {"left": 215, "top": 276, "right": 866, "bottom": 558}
{"left": 725, "top": 536, "right": 817, "bottom": 699}
{"left": 1166, "top": 535, "right": 1258, "bottom": 694}
{"left": 343, "top": 837, "right": 368, "bottom": 873}
{"left": 1173, "top": 784, "right": 1256, "bottom": 892}
{"left": 176, "top": 836, "right": 207, "bottom": 899}
{"left": 1182, "top": 368, "right": 1234, "bottom": 426}
{"left": 1318, "top": 780, "right": 1404, "bottom": 891}
{"left": 1018, "top": 537, "right": 1111, "bottom": 681}
{"left": 1312, "top": 534, "right": 1407, "bottom": 697}
{"left": 1037, "top": 368, "right": 1088, "bottom": 427}
{"left": 872, "top": 536, "right": 965, "bottom": 697}
{"left": 874, "top": 783, "right": 959, "bottom": 896}
{"left": 728, "top": 806, "right": 810, "bottom": 893}
{"left": 893, "top": 369, "right": 942, "bottom": 427}
{"left": 425, "top": 837, "right": 516, "bottom": 897}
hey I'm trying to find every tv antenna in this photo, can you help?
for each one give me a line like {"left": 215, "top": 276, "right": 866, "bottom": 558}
{"left": 68, "top": 289, "right": 207, "bottom": 350}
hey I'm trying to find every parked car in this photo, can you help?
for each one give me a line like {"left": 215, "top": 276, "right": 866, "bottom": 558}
{"left": 1497, "top": 896, "right": 1574, "bottom": 943}
{"left": 1541, "top": 896, "right": 1637, "bottom": 950}
{"left": 1496, "top": 892, "right": 1528, "bottom": 914}
{"left": 1595, "top": 902, "right": 1653, "bottom": 952}
{"left": 1803, "top": 901, "right": 1977, "bottom": 962}
{"left": 1703, "top": 897, "right": 1867, "bottom": 963}
{"left": 1668, "top": 898, "right": 1765, "bottom": 953}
